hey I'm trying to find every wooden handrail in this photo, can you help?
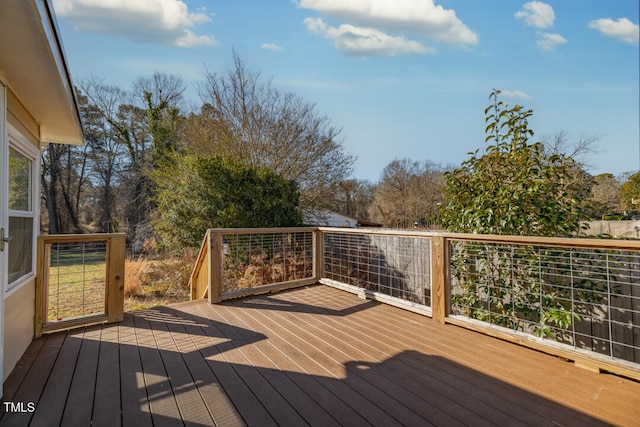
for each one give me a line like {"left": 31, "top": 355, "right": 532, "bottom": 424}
{"left": 206, "top": 226, "right": 318, "bottom": 235}
{"left": 319, "top": 226, "right": 640, "bottom": 250}
{"left": 189, "top": 230, "right": 211, "bottom": 300}
{"left": 440, "top": 232, "right": 640, "bottom": 251}
{"left": 192, "top": 227, "right": 640, "bottom": 305}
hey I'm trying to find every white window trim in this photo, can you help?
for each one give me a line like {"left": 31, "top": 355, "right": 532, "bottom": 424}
{"left": 6, "top": 123, "right": 40, "bottom": 296}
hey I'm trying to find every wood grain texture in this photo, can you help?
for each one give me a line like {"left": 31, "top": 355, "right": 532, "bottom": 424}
{"left": 3, "top": 285, "right": 639, "bottom": 426}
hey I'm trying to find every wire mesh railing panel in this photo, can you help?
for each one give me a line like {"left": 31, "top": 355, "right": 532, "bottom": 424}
{"left": 322, "top": 231, "right": 432, "bottom": 307}
{"left": 221, "top": 231, "right": 314, "bottom": 294}
{"left": 46, "top": 241, "right": 108, "bottom": 322}
{"left": 450, "top": 240, "right": 640, "bottom": 364}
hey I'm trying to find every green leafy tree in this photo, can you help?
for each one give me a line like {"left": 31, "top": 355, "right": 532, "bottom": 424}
{"left": 153, "top": 155, "right": 302, "bottom": 250}
{"left": 440, "top": 90, "right": 586, "bottom": 236}
{"left": 620, "top": 172, "right": 640, "bottom": 212}
{"left": 440, "top": 90, "right": 594, "bottom": 338}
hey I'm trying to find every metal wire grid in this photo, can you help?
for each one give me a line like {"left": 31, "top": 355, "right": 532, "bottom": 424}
{"left": 47, "top": 241, "right": 108, "bottom": 322}
{"left": 322, "top": 232, "right": 432, "bottom": 307}
{"left": 221, "top": 231, "right": 314, "bottom": 293}
{"left": 450, "top": 240, "right": 640, "bottom": 364}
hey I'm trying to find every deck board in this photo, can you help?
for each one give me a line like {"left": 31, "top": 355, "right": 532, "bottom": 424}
{"left": 1, "top": 333, "right": 64, "bottom": 427}
{"left": 118, "top": 314, "right": 153, "bottom": 427}
{"left": 218, "top": 301, "right": 401, "bottom": 426}
{"left": 209, "top": 302, "right": 356, "bottom": 427}
{"left": 1, "top": 335, "right": 47, "bottom": 405}
{"left": 59, "top": 325, "right": 101, "bottom": 427}
{"left": 288, "top": 287, "right": 620, "bottom": 422}
{"left": 146, "top": 310, "right": 214, "bottom": 427}
{"left": 2, "top": 284, "right": 640, "bottom": 426}
{"left": 133, "top": 312, "right": 184, "bottom": 427}
{"left": 194, "top": 305, "right": 313, "bottom": 426}
{"left": 222, "top": 298, "right": 453, "bottom": 426}
{"left": 162, "top": 307, "right": 245, "bottom": 427}
{"left": 28, "top": 329, "right": 83, "bottom": 427}
{"left": 92, "top": 323, "right": 123, "bottom": 427}
{"left": 279, "top": 288, "right": 572, "bottom": 425}
{"left": 185, "top": 302, "right": 278, "bottom": 427}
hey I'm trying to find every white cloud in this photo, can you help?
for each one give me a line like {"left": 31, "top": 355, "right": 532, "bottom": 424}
{"left": 501, "top": 90, "right": 532, "bottom": 100}
{"left": 297, "top": 0, "right": 478, "bottom": 47}
{"left": 305, "top": 18, "right": 432, "bottom": 57}
{"left": 515, "top": 1, "right": 555, "bottom": 29}
{"left": 589, "top": 18, "right": 639, "bottom": 45}
{"left": 52, "top": 0, "right": 215, "bottom": 47}
{"left": 537, "top": 33, "right": 567, "bottom": 51}
{"left": 261, "top": 43, "right": 284, "bottom": 51}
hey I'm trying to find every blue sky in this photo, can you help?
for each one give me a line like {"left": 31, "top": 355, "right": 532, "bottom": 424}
{"left": 52, "top": 0, "right": 639, "bottom": 182}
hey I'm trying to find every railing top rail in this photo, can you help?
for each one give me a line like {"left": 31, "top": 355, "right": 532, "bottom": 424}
{"left": 317, "top": 227, "right": 440, "bottom": 238}
{"left": 202, "top": 227, "right": 640, "bottom": 250}
{"left": 207, "top": 227, "right": 318, "bottom": 235}
{"left": 39, "top": 233, "right": 126, "bottom": 243}
{"left": 191, "top": 231, "right": 211, "bottom": 272}
{"left": 443, "top": 232, "right": 640, "bottom": 250}
{"left": 318, "top": 227, "right": 640, "bottom": 250}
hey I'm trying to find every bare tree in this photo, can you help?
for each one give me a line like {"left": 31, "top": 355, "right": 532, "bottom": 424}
{"left": 79, "top": 77, "right": 130, "bottom": 232}
{"left": 369, "top": 159, "right": 447, "bottom": 228}
{"left": 193, "top": 52, "right": 354, "bottom": 213}
{"left": 134, "top": 72, "right": 185, "bottom": 111}
{"left": 331, "top": 179, "right": 374, "bottom": 220}
{"left": 134, "top": 72, "right": 185, "bottom": 164}
{"left": 541, "top": 130, "right": 600, "bottom": 167}
{"left": 588, "top": 173, "right": 621, "bottom": 218}
{"left": 541, "top": 130, "right": 598, "bottom": 218}
{"left": 41, "top": 142, "right": 89, "bottom": 233}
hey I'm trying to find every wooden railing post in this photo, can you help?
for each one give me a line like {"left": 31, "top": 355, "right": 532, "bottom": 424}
{"left": 34, "top": 237, "right": 49, "bottom": 338}
{"left": 431, "top": 235, "right": 450, "bottom": 324}
{"left": 208, "top": 230, "right": 223, "bottom": 303}
{"left": 313, "top": 228, "right": 324, "bottom": 282}
{"left": 107, "top": 234, "right": 126, "bottom": 323}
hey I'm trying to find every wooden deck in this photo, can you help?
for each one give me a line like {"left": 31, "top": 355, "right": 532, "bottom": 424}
{"left": 2, "top": 285, "right": 639, "bottom": 426}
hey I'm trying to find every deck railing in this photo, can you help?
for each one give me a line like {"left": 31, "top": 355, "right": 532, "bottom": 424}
{"left": 190, "top": 228, "right": 320, "bottom": 302}
{"left": 190, "top": 227, "right": 640, "bottom": 380}
{"left": 35, "top": 233, "right": 126, "bottom": 337}
{"left": 320, "top": 228, "right": 433, "bottom": 316}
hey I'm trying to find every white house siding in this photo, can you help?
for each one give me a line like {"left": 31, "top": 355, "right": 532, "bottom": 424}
{"left": 3, "top": 281, "right": 35, "bottom": 380}
{"left": 3, "top": 89, "right": 39, "bottom": 381}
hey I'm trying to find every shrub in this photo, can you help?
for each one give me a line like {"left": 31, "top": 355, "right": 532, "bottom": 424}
{"left": 153, "top": 154, "right": 302, "bottom": 250}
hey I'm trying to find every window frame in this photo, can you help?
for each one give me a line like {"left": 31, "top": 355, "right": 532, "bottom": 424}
{"left": 6, "top": 123, "right": 39, "bottom": 295}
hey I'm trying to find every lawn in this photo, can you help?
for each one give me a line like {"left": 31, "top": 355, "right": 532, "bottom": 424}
{"left": 44, "top": 249, "right": 194, "bottom": 320}
{"left": 46, "top": 252, "right": 107, "bottom": 321}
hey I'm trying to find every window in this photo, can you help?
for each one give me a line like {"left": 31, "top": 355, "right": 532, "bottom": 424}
{"left": 8, "top": 142, "right": 36, "bottom": 288}
{"left": 9, "top": 146, "right": 31, "bottom": 210}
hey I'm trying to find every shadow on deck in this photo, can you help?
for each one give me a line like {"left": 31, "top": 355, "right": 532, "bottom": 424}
{"left": 2, "top": 285, "right": 639, "bottom": 426}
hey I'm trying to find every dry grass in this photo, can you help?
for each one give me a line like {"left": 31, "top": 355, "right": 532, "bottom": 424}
{"left": 124, "top": 251, "right": 195, "bottom": 312}
{"left": 47, "top": 260, "right": 107, "bottom": 321}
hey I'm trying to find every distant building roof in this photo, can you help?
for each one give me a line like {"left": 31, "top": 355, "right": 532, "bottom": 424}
{"left": 304, "top": 210, "right": 382, "bottom": 228}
